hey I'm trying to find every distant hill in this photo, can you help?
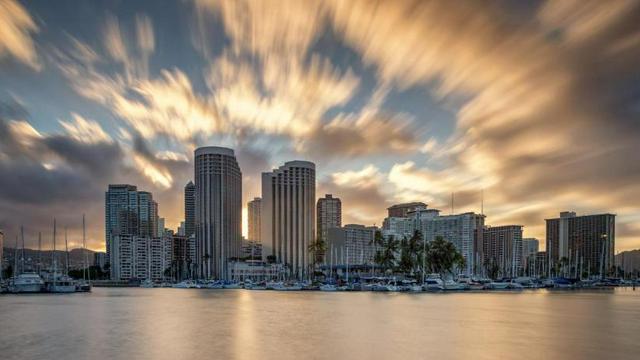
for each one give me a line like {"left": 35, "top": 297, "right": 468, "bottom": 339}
{"left": 2, "top": 247, "right": 104, "bottom": 270}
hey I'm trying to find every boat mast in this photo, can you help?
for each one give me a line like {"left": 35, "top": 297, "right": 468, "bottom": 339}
{"left": 53, "top": 218, "right": 57, "bottom": 288}
{"left": 83, "top": 214, "right": 87, "bottom": 282}
{"left": 38, "top": 232, "right": 42, "bottom": 274}
{"left": 21, "top": 226, "right": 25, "bottom": 274}
{"left": 65, "top": 227, "right": 69, "bottom": 276}
{"left": 13, "top": 235, "right": 19, "bottom": 279}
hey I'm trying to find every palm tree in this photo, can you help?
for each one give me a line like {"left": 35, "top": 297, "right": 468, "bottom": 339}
{"left": 308, "top": 237, "right": 327, "bottom": 279}
{"left": 425, "top": 236, "right": 465, "bottom": 276}
{"left": 377, "top": 235, "right": 399, "bottom": 274}
{"left": 484, "top": 257, "right": 500, "bottom": 280}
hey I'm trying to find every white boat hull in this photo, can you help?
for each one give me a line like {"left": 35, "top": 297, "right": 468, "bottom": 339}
{"left": 48, "top": 285, "right": 76, "bottom": 293}
{"left": 9, "top": 284, "right": 42, "bottom": 293}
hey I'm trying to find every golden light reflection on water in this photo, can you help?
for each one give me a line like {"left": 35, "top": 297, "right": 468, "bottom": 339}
{"left": 0, "top": 288, "right": 639, "bottom": 360}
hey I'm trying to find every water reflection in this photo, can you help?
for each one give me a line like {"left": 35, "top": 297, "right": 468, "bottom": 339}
{"left": 1, "top": 288, "right": 639, "bottom": 360}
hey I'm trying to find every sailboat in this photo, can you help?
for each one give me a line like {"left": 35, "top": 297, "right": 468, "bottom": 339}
{"left": 46, "top": 220, "right": 76, "bottom": 293}
{"left": 76, "top": 215, "right": 92, "bottom": 292}
{"left": 8, "top": 227, "right": 44, "bottom": 293}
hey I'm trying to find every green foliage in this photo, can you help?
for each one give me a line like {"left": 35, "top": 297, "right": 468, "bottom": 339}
{"left": 484, "top": 257, "right": 500, "bottom": 280}
{"left": 67, "top": 265, "right": 109, "bottom": 280}
{"left": 308, "top": 237, "right": 327, "bottom": 266}
{"left": 397, "top": 230, "right": 425, "bottom": 276}
{"left": 373, "top": 231, "right": 399, "bottom": 274}
{"left": 424, "top": 236, "right": 465, "bottom": 276}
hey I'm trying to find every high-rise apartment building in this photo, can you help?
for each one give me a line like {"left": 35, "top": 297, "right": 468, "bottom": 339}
{"left": 546, "top": 212, "right": 615, "bottom": 276}
{"left": 482, "top": 225, "right": 523, "bottom": 277}
{"left": 327, "top": 224, "right": 377, "bottom": 266}
{"left": 109, "top": 235, "right": 172, "bottom": 281}
{"left": 184, "top": 181, "right": 195, "bottom": 238}
{"left": 522, "top": 238, "right": 539, "bottom": 272}
{"left": 261, "top": 161, "right": 316, "bottom": 279}
{"left": 138, "top": 191, "right": 158, "bottom": 238}
{"left": 317, "top": 194, "right": 341, "bottom": 243}
{"left": 248, "top": 197, "right": 262, "bottom": 243}
{"left": 194, "top": 146, "right": 242, "bottom": 280}
{"left": 387, "top": 202, "right": 427, "bottom": 218}
{"left": 105, "top": 184, "right": 159, "bottom": 263}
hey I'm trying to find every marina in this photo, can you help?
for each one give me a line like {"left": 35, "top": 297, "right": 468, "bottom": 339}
{"left": 1, "top": 287, "right": 639, "bottom": 360}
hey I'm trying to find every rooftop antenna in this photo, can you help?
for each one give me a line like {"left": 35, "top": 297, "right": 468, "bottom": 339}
{"left": 481, "top": 189, "right": 484, "bottom": 216}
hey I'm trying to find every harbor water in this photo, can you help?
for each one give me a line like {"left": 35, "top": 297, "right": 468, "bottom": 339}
{"left": 1, "top": 288, "right": 639, "bottom": 360}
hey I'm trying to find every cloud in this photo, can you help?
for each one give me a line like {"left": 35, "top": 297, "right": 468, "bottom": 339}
{"left": 319, "top": 165, "right": 389, "bottom": 225}
{"left": 59, "top": 113, "right": 112, "bottom": 144}
{"left": 0, "top": 0, "right": 40, "bottom": 69}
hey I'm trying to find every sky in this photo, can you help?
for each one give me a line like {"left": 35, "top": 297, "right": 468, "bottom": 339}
{"left": 1, "top": 0, "right": 639, "bottom": 252}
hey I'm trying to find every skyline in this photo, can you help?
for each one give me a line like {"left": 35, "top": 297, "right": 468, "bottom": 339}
{"left": 1, "top": 0, "right": 640, "bottom": 252}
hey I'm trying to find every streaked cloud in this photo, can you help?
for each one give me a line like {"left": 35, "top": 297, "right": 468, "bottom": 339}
{"left": 1, "top": 0, "right": 640, "bottom": 251}
{"left": 0, "top": 0, "right": 39, "bottom": 69}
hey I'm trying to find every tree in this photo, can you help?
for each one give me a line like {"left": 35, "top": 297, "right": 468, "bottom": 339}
{"left": 374, "top": 234, "right": 399, "bottom": 274}
{"left": 3, "top": 264, "right": 13, "bottom": 279}
{"left": 484, "top": 257, "right": 500, "bottom": 280}
{"left": 308, "top": 237, "right": 327, "bottom": 268}
{"left": 396, "top": 230, "right": 424, "bottom": 276}
{"left": 424, "top": 236, "right": 465, "bottom": 276}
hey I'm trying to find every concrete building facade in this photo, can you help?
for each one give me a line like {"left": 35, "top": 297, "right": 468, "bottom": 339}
{"left": 261, "top": 160, "right": 316, "bottom": 279}
{"left": 317, "top": 194, "right": 342, "bottom": 243}
{"left": 194, "top": 146, "right": 242, "bottom": 280}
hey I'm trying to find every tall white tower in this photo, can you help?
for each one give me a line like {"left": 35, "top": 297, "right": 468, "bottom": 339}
{"left": 194, "top": 146, "right": 242, "bottom": 280}
{"left": 261, "top": 161, "right": 316, "bottom": 279}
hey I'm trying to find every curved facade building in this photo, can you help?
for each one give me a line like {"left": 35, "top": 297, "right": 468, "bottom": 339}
{"left": 194, "top": 146, "right": 242, "bottom": 280}
{"left": 261, "top": 161, "right": 316, "bottom": 280}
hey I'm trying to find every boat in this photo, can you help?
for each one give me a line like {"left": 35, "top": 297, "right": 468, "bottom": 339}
{"left": 77, "top": 214, "right": 92, "bottom": 293}
{"left": 244, "top": 281, "right": 267, "bottom": 290}
{"left": 43, "top": 219, "right": 76, "bottom": 293}
{"left": 172, "top": 280, "right": 197, "bottom": 289}
{"left": 223, "top": 282, "right": 242, "bottom": 289}
{"left": 8, "top": 272, "right": 44, "bottom": 293}
{"left": 443, "top": 280, "right": 468, "bottom": 291}
{"left": 273, "top": 282, "right": 303, "bottom": 291}
{"left": 76, "top": 281, "right": 92, "bottom": 292}
{"left": 487, "top": 282, "right": 510, "bottom": 290}
{"left": 409, "top": 284, "right": 423, "bottom": 292}
{"left": 320, "top": 284, "right": 338, "bottom": 291}
{"left": 422, "top": 277, "right": 444, "bottom": 291}
{"left": 507, "top": 282, "right": 524, "bottom": 290}
{"left": 204, "top": 281, "right": 223, "bottom": 289}
{"left": 140, "top": 279, "right": 155, "bottom": 288}
{"left": 372, "top": 283, "right": 398, "bottom": 292}
{"left": 46, "top": 274, "right": 77, "bottom": 293}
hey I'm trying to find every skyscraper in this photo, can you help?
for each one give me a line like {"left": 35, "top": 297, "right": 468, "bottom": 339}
{"left": 387, "top": 202, "right": 427, "bottom": 218}
{"left": 522, "top": 238, "right": 539, "bottom": 272}
{"left": 138, "top": 191, "right": 158, "bottom": 238}
{"left": 261, "top": 161, "right": 316, "bottom": 279}
{"left": 546, "top": 212, "right": 615, "bottom": 277}
{"left": 194, "top": 146, "right": 242, "bottom": 280}
{"left": 105, "top": 184, "right": 160, "bottom": 275}
{"left": 418, "top": 211, "right": 485, "bottom": 275}
{"left": 248, "top": 197, "right": 261, "bottom": 243}
{"left": 317, "top": 194, "right": 341, "bottom": 243}
{"left": 184, "top": 181, "right": 195, "bottom": 238}
{"left": 105, "top": 184, "right": 139, "bottom": 261}
{"left": 482, "top": 225, "right": 523, "bottom": 277}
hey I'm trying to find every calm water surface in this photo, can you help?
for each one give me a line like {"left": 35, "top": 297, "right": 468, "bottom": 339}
{"left": 1, "top": 288, "right": 639, "bottom": 360}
